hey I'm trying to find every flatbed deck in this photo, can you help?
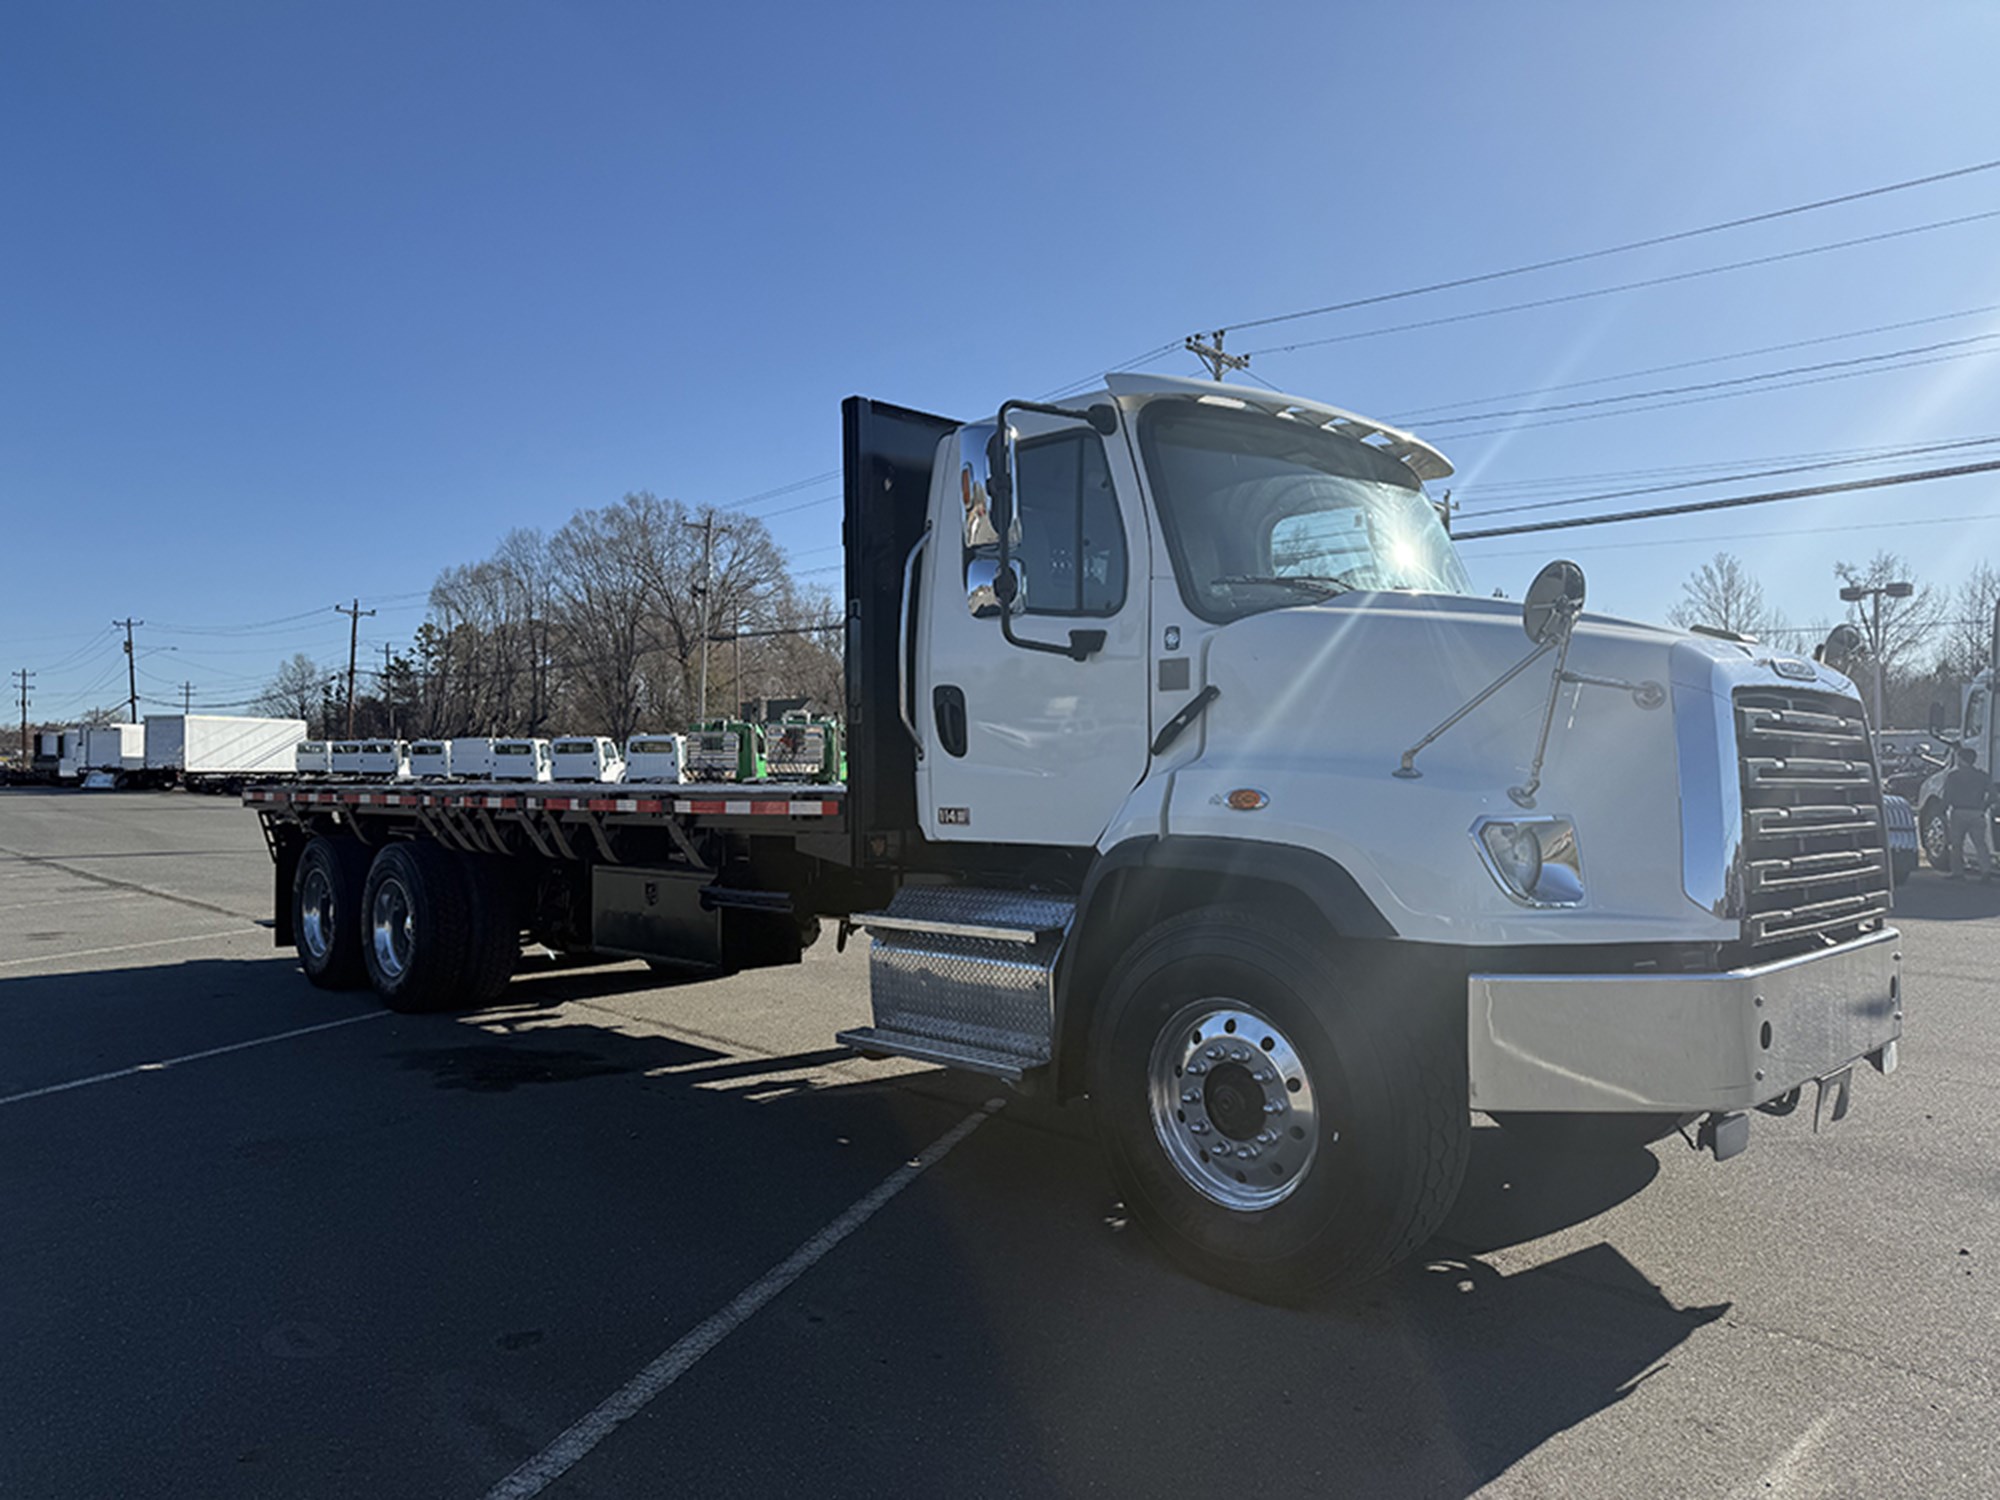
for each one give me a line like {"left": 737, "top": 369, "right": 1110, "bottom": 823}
{"left": 247, "top": 780, "right": 845, "bottom": 823}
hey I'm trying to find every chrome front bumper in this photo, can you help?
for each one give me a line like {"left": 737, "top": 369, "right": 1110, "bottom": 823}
{"left": 1467, "top": 928, "right": 1902, "bottom": 1114}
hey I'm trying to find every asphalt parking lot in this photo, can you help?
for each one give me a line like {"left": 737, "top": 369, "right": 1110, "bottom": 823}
{"left": 2, "top": 788, "right": 1996, "bottom": 1499}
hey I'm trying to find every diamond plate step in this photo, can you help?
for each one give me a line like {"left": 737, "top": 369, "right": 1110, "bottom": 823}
{"left": 836, "top": 1026, "right": 1036, "bottom": 1083}
{"left": 853, "top": 885, "right": 1074, "bottom": 945}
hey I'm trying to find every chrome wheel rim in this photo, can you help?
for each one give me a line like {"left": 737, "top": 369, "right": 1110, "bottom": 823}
{"left": 1148, "top": 1000, "right": 1320, "bottom": 1211}
{"left": 371, "top": 877, "right": 414, "bottom": 981}
{"left": 299, "top": 864, "right": 335, "bottom": 962}
{"left": 1923, "top": 813, "right": 1948, "bottom": 866}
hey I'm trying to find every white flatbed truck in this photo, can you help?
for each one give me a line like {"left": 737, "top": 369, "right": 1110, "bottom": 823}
{"left": 248, "top": 374, "right": 1903, "bottom": 1297}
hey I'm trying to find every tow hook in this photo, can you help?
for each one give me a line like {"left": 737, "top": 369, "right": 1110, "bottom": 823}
{"left": 1696, "top": 1110, "right": 1751, "bottom": 1161}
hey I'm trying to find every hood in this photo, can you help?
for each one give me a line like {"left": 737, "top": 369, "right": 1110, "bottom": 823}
{"left": 1160, "top": 589, "right": 1856, "bottom": 945}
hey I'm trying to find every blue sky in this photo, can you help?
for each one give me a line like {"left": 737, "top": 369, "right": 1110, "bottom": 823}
{"left": 5, "top": 1, "right": 1998, "bottom": 720}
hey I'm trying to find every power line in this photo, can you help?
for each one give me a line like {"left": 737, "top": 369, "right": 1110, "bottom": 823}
{"left": 719, "top": 470, "right": 842, "bottom": 512}
{"left": 1408, "top": 331, "right": 2000, "bottom": 430}
{"left": 1394, "top": 301, "right": 2000, "bottom": 421}
{"left": 1465, "top": 509, "right": 2000, "bottom": 561}
{"left": 1459, "top": 434, "right": 2000, "bottom": 520}
{"left": 1448, "top": 437, "right": 1995, "bottom": 495}
{"left": 1433, "top": 342, "right": 2000, "bottom": 443}
{"left": 1453, "top": 460, "right": 2000, "bottom": 541}
{"left": 1222, "top": 157, "right": 2000, "bottom": 335}
{"left": 1242, "top": 207, "right": 2000, "bottom": 359}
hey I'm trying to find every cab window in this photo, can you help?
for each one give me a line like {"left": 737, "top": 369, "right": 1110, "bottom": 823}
{"left": 1012, "top": 431, "right": 1126, "bottom": 617}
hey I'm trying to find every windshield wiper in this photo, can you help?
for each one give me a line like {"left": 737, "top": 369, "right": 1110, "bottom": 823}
{"left": 1210, "top": 572, "right": 1360, "bottom": 596}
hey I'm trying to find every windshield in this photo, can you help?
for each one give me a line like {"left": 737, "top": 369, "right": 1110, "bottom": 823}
{"left": 1138, "top": 400, "right": 1472, "bottom": 623}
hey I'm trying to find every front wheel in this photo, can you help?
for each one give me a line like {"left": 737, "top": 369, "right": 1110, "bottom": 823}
{"left": 1087, "top": 908, "right": 1469, "bottom": 1302}
{"left": 1921, "top": 803, "right": 1953, "bottom": 871}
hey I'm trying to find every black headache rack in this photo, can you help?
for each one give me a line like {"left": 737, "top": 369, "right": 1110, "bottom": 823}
{"left": 842, "top": 395, "right": 956, "bottom": 870}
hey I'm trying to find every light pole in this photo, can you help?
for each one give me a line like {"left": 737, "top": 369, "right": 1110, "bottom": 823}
{"left": 1839, "top": 580, "right": 1914, "bottom": 724}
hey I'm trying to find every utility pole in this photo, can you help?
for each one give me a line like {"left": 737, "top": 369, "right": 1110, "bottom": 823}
{"left": 12, "top": 669, "right": 32, "bottom": 762}
{"left": 379, "top": 642, "right": 397, "bottom": 735}
{"left": 733, "top": 603, "right": 744, "bottom": 720}
{"left": 335, "top": 599, "right": 375, "bottom": 736}
{"left": 180, "top": 681, "right": 195, "bottom": 714}
{"left": 683, "top": 512, "right": 729, "bottom": 722}
{"left": 113, "top": 618, "right": 143, "bottom": 723}
{"left": 1185, "top": 330, "right": 1250, "bottom": 383}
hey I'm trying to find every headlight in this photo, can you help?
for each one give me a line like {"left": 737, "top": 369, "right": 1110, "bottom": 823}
{"left": 1475, "top": 817, "right": 1585, "bottom": 907}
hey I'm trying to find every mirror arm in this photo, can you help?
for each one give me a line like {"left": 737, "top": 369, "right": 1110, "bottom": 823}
{"left": 1394, "top": 639, "right": 1554, "bottom": 778}
{"left": 1508, "top": 617, "right": 1580, "bottom": 809}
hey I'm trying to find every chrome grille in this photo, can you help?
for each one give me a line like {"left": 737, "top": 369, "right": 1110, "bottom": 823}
{"left": 1734, "top": 688, "right": 1891, "bottom": 946}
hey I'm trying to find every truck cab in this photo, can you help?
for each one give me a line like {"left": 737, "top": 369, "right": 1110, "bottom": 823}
{"left": 836, "top": 373, "right": 1901, "bottom": 1296}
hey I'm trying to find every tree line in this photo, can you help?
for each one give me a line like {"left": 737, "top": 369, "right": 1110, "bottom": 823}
{"left": 1667, "top": 547, "right": 2000, "bottom": 726}
{"left": 257, "top": 493, "right": 840, "bottom": 740}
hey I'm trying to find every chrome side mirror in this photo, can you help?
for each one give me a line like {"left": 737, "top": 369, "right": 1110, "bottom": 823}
{"left": 966, "top": 556, "right": 1026, "bottom": 617}
{"left": 1522, "top": 559, "right": 1586, "bottom": 646}
{"left": 958, "top": 423, "right": 1017, "bottom": 550}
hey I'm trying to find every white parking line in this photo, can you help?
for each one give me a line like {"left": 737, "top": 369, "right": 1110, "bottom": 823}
{"left": 0, "top": 1011, "right": 390, "bottom": 1107}
{"left": 0, "top": 928, "right": 255, "bottom": 970}
{"left": 483, "top": 1100, "right": 1003, "bottom": 1500}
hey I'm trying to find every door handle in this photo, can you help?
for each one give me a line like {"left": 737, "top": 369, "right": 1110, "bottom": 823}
{"left": 933, "top": 685, "right": 968, "bottom": 758}
{"left": 898, "top": 529, "right": 928, "bottom": 759}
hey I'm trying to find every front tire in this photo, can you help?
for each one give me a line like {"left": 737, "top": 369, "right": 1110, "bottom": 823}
{"left": 1922, "top": 803, "right": 1953, "bottom": 871}
{"left": 361, "top": 842, "right": 477, "bottom": 1013}
{"left": 1087, "top": 908, "right": 1469, "bottom": 1302}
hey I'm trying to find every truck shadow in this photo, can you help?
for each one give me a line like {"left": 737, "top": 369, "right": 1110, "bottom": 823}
{"left": 1892, "top": 868, "right": 2000, "bottom": 921}
{"left": 0, "top": 951, "right": 1727, "bottom": 1498}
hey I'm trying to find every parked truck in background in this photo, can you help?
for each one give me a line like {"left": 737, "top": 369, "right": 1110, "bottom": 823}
{"left": 248, "top": 373, "right": 1903, "bottom": 1298}
{"left": 1918, "top": 603, "right": 2000, "bottom": 870}
{"left": 137, "top": 714, "right": 308, "bottom": 792}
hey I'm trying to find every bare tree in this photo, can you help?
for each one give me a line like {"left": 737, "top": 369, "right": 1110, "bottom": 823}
{"left": 1938, "top": 561, "right": 2000, "bottom": 678}
{"left": 1668, "top": 552, "right": 1776, "bottom": 638}
{"left": 257, "top": 653, "right": 328, "bottom": 730}
{"left": 549, "top": 493, "right": 671, "bottom": 739}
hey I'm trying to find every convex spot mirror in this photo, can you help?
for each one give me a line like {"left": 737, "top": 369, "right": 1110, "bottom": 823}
{"left": 1819, "top": 622, "right": 1867, "bottom": 678}
{"left": 1522, "top": 559, "right": 1586, "bottom": 645}
{"left": 967, "top": 556, "right": 1027, "bottom": 618}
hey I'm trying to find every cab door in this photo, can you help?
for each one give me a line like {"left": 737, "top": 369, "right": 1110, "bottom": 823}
{"left": 916, "top": 415, "right": 1151, "bottom": 845}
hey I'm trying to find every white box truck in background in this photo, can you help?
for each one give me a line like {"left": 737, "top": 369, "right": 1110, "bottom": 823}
{"left": 139, "top": 715, "right": 307, "bottom": 792}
